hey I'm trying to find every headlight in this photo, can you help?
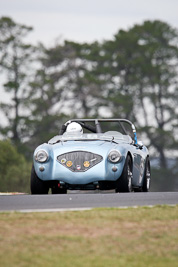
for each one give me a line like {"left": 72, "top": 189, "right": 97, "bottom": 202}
{"left": 35, "top": 150, "right": 49, "bottom": 163}
{"left": 108, "top": 150, "right": 122, "bottom": 163}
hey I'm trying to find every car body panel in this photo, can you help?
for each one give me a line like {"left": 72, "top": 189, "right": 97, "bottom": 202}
{"left": 33, "top": 129, "right": 149, "bottom": 189}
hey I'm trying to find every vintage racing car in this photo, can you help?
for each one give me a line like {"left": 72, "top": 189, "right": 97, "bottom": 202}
{"left": 31, "top": 119, "right": 151, "bottom": 194}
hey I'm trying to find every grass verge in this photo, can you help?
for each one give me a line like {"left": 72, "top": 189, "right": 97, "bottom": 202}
{"left": 0, "top": 205, "right": 178, "bottom": 267}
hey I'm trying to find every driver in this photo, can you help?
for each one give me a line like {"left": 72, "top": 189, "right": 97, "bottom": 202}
{"left": 65, "top": 122, "right": 83, "bottom": 134}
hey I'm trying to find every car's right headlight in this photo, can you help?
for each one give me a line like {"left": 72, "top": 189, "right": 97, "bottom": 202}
{"left": 108, "top": 150, "right": 122, "bottom": 163}
{"left": 35, "top": 150, "right": 49, "bottom": 163}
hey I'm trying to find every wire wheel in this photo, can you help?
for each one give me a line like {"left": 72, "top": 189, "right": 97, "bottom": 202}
{"left": 31, "top": 165, "right": 49, "bottom": 195}
{"left": 142, "top": 158, "right": 151, "bottom": 192}
{"left": 116, "top": 155, "right": 133, "bottom": 193}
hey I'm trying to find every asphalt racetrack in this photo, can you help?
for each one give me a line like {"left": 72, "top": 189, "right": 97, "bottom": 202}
{"left": 0, "top": 192, "right": 178, "bottom": 212}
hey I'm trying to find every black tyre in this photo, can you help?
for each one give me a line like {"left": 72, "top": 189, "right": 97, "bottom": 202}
{"left": 31, "top": 165, "right": 49, "bottom": 194}
{"left": 116, "top": 155, "right": 133, "bottom": 193}
{"left": 51, "top": 187, "right": 67, "bottom": 194}
{"left": 142, "top": 157, "right": 151, "bottom": 192}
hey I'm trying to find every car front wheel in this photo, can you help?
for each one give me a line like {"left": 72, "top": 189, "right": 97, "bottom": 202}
{"left": 116, "top": 155, "right": 133, "bottom": 193}
{"left": 31, "top": 165, "right": 49, "bottom": 194}
{"left": 142, "top": 157, "right": 151, "bottom": 192}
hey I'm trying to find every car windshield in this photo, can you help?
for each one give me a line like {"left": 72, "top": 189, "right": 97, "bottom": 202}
{"left": 48, "top": 132, "right": 132, "bottom": 144}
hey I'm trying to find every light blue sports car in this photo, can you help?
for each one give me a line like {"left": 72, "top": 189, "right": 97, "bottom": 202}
{"left": 31, "top": 119, "right": 151, "bottom": 194}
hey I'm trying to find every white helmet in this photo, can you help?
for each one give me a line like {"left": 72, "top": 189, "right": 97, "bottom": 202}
{"left": 66, "top": 122, "right": 83, "bottom": 134}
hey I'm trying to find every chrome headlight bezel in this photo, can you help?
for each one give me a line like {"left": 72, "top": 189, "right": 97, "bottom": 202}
{"left": 108, "top": 150, "right": 122, "bottom": 163}
{"left": 35, "top": 150, "right": 49, "bottom": 163}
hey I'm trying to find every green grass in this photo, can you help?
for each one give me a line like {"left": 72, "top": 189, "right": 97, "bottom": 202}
{"left": 0, "top": 205, "right": 178, "bottom": 267}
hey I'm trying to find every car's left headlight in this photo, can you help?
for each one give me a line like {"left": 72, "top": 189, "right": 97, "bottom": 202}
{"left": 108, "top": 150, "right": 122, "bottom": 163}
{"left": 35, "top": 150, "right": 49, "bottom": 163}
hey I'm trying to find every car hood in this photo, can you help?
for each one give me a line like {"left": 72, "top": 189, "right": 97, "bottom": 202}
{"left": 53, "top": 140, "right": 119, "bottom": 154}
{"left": 35, "top": 140, "right": 129, "bottom": 161}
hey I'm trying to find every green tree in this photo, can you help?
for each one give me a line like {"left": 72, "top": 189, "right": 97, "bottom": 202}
{"left": 24, "top": 43, "right": 70, "bottom": 154}
{"left": 25, "top": 41, "right": 105, "bottom": 153}
{"left": 95, "top": 37, "right": 136, "bottom": 120}
{"left": 99, "top": 20, "right": 178, "bottom": 168}
{"left": 128, "top": 20, "right": 178, "bottom": 168}
{"left": 0, "top": 140, "right": 31, "bottom": 192}
{"left": 43, "top": 41, "right": 105, "bottom": 117}
{"left": 0, "top": 17, "right": 35, "bottom": 150}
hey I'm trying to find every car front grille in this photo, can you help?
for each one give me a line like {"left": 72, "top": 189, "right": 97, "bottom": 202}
{"left": 57, "top": 151, "right": 103, "bottom": 172}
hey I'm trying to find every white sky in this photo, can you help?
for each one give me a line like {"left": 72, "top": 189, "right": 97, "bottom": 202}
{"left": 0, "top": 0, "right": 178, "bottom": 46}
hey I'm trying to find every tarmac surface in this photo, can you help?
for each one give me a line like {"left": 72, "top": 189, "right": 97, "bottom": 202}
{"left": 0, "top": 192, "right": 178, "bottom": 212}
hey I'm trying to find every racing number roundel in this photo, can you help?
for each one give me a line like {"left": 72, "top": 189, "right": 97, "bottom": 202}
{"left": 84, "top": 161, "right": 90, "bottom": 168}
{"left": 66, "top": 161, "right": 73, "bottom": 167}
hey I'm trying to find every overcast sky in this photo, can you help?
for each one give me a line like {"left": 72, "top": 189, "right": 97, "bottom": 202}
{"left": 1, "top": 0, "right": 178, "bottom": 46}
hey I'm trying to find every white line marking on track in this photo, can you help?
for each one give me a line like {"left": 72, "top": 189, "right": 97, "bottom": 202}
{"left": 1, "top": 204, "right": 176, "bottom": 213}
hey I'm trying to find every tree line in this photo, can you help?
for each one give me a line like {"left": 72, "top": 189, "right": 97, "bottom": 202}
{"left": 0, "top": 16, "right": 178, "bottom": 192}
